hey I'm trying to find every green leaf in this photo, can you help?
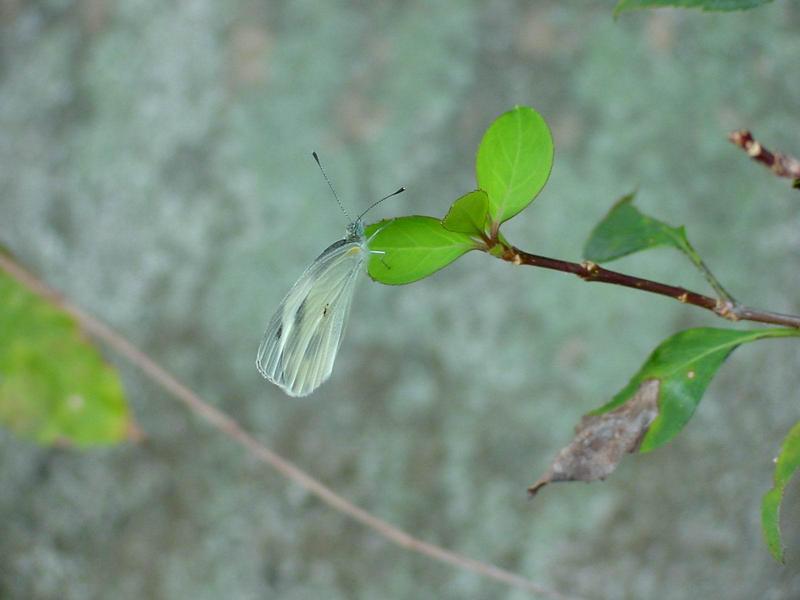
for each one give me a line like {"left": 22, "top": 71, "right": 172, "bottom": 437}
{"left": 0, "top": 270, "right": 131, "bottom": 446}
{"left": 583, "top": 193, "right": 693, "bottom": 263}
{"left": 476, "top": 106, "right": 554, "bottom": 225}
{"left": 762, "top": 420, "right": 800, "bottom": 562}
{"left": 592, "top": 328, "right": 800, "bottom": 452}
{"left": 365, "top": 217, "right": 478, "bottom": 285}
{"left": 614, "top": 0, "right": 772, "bottom": 15}
{"left": 585, "top": 193, "right": 735, "bottom": 302}
{"left": 442, "top": 190, "right": 490, "bottom": 236}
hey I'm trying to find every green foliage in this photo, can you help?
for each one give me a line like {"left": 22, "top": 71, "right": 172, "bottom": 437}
{"left": 366, "top": 217, "right": 478, "bottom": 285}
{"left": 442, "top": 190, "right": 490, "bottom": 236}
{"left": 366, "top": 106, "right": 554, "bottom": 285}
{"left": 762, "top": 420, "right": 800, "bottom": 562}
{"left": 476, "top": 106, "right": 553, "bottom": 225}
{"left": 583, "top": 192, "right": 693, "bottom": 263}
{"left": 0, "top": 270, "right": 131, "bottom": 446}
{"left": 584, "top": 192, "right": 733, "bottom": 300}
{"left": 591, "top": 328, "right": 800, "bottom": 452}
{"left": 614, "top": 0, "right": 773, "bottom": 14}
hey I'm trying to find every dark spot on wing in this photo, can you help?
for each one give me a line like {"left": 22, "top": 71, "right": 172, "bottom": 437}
{"left": 314, "top": 238, "right": 348, "bottom": 262}
{"left": 294, "top": 297, "right": 307, "bottom": 327}
{"left": 275, "top": 324, "right": 283, "bottom": 340}
{"left": 322, "top": 304, "right": 329, "bottom": 317}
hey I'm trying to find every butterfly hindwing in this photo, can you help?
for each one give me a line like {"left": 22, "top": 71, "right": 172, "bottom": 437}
{"left": 257, "top": 238, "right": 366, "bottom": 396}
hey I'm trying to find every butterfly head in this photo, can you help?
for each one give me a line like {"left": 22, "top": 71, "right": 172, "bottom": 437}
{"left": 345, "top": 219, "right": 365, "bottom": 242}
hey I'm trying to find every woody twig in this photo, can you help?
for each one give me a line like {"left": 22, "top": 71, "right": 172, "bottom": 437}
{"left": 728, "top": 129, "right": 800, "bottom": 189}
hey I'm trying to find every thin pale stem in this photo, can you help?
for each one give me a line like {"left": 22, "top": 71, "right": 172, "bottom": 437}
{"left": 0, "top": 253, "right": 579, "bottom": 600}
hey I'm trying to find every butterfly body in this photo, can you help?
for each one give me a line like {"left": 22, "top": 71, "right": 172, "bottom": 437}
{"left": 257, "top": 152, "right": 401, "bottom": 397}
{"left": 256, "top": 220, "right": 370, "bottom": 397}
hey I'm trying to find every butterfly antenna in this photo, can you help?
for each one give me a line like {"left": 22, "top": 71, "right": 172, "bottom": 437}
{"left": 312, "top": 152, "right": 351, "bottom": 221}
{"left": 358, "top": 186, "right": 405, "bottom": 221}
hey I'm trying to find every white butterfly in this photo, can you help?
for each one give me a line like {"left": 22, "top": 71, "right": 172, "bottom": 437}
{"left": 256, "top": 154, "right": 402, "bottom": 397}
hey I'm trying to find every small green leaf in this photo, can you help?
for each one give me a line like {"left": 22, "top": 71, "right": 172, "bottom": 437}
{"left": 365, "top": 217, "right": 478, "bottom": 285}
{"left": 476, "top": 106, "right": 554, "bottom": 225}
{"left": 585, "top": 193, "right": 735, "bottom": 302}
{"left": 592, "top": 328, "right": 800, "bottom": 452}
{"left": 583, "top": 193, "right": 692, "bottom": 263}
{"left": 0, "top": 270, "right": 131, "bottom": 446}
{"left": 614, "top": 0, "right": 772, "bottom": 15}
{"left": 762, "top": 420, "right": 800, "bottom": 562}
{"left": 442, "top": 190, "right": 490, "bottom": 236}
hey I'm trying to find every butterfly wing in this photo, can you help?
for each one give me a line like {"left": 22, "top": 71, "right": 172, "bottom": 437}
{"left": 257, "top": 238, "right": 366, "bottom": 397}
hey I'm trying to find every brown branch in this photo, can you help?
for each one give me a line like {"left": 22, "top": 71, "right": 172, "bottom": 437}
{"left": 0, "top": 253, "right": 578, "bottom": 600}
{"left": 728, "top": 129, "right": 800, "bottom": 187}
{"left": 500, "top": 246, "right": 800, "bottom": 329}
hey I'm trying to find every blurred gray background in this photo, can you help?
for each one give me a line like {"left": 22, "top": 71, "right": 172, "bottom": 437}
{"left": 2, "top": 1, "right": 800, "bottom": 598}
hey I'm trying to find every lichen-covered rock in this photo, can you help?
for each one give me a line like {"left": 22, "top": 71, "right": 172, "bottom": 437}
{"left": 1, "top": 2, "right": 799, "bottom": 599}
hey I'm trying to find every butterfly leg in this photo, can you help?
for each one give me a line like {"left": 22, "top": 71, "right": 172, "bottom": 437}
{"left": 369, "top": 249, "right": 390, "bottom": 269}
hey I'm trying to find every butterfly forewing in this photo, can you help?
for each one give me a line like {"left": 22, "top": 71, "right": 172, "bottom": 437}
{"left": 257, "top": 237, "right": 367, "bottom": 396}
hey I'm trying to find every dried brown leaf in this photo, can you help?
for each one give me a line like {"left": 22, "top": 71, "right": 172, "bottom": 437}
{"left": 528, "top": 379, "right": 660, "bottom": 496}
